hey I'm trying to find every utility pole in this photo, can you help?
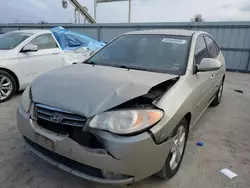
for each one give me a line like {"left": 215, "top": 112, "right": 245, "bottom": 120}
{"left": 74, "top": 8, "right": 77, "bottom": 23}
{"left": 78, "top": 10, "right": 81, "bottom": 23}
{"left": 84, "top": 7, "right": 89, "bottom": 23}
{"left": 94, "top": 0, "right": 97, "bottom": 21}
{"left": 128, "top": 0, "right": 131, "bottom": 23}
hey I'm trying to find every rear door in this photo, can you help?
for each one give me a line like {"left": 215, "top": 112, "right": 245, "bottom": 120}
{"left": 18, "top": 33, "right": 64, "bottom": 85}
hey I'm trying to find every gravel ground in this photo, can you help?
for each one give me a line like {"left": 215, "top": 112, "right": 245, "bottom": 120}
{"left": 0, "top": 72, "right": 250, "bottom": 188}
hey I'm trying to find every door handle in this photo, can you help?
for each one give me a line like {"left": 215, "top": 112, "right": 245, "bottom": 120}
{"left": 52, "top": 52, "right": 60, "bottom": 55}
{"left": 211, "top": 74, "right": 215, "bottom": 79}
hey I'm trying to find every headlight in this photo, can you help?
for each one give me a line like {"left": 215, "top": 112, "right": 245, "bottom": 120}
{"left": 89, "top": 109, "right": 163, "bottom": 134}
{"left": 21, "top": 86, "right": 31, "bottom": 112}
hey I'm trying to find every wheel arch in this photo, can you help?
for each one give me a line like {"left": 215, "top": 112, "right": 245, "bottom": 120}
{"left": 222, "top": 74, "right": 225, "bottom": 82}
{"left": 0, "top": 67, "right": 20, "bottom": 92}
{"left": 184, "top": 112, "right": 192, "bottom": 126}
{"left": 184, "top": 112, "right": 192, "bottom": 132}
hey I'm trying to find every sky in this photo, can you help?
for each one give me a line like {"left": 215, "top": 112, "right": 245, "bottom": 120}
{"left": 0, "top": 0, "right": 250, "bottom": 23}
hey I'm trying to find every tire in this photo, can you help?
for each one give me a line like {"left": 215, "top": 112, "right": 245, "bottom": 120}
{"left": 0, "top": 70, "right": 17, "bottom": 103}
{"left": 210, "top": 79, "right": 224, "bottom": 107}
{"left": 156, "top": 118, "right": 188, "bottom": 180}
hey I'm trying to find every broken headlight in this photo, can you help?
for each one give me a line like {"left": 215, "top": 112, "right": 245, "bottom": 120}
{"left": 89, "top": 109, "right": 163, "bottom": 135}
{"left": 21, "top": 86, "right": 32, "bottom": 113}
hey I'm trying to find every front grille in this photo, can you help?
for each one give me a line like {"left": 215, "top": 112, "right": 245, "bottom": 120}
{"left": 37, "top": 118, "right": 81, "bottom": 135}
{"left": 35, "top": 104, "right": 87, "bottom": 127}
{"left": 34, "top": 104, "right": 104, "bottom": 148}
{"left": 24, "top": 137, "right": 103, "bottom": 178}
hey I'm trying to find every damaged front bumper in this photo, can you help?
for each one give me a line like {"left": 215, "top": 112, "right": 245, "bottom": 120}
{"left": 17, "top": 105, "right": 173, "bottom": 184}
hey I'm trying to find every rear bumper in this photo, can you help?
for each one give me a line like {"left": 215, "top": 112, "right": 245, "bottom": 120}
{"left": 17, "top": 105, "right": 173, "bottom": 184}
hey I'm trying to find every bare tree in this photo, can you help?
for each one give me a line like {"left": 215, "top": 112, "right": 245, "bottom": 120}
{"left": 191, "top": 14, "right": 204, "bottom": 22}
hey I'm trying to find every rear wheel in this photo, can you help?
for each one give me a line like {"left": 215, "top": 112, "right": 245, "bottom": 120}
{"left": 0, "top": 70, "right": 16, "bottom": 103}
{"left": 156, "top": 118, "right": 188, "bottom": 179}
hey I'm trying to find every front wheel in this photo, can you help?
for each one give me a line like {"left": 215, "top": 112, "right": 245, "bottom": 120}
{"left": 0, "top": 70, "right": 16, "bottom": 103}
{"left": 156, "top": 118, "right": 188, "bottom": 180}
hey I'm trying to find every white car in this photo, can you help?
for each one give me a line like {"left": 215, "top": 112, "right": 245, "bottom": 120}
{"left": 0, "top": 30, "right": 88, "bottom": 102}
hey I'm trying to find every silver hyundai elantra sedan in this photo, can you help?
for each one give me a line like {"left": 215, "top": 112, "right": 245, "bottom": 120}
{"left": 17, "top": 29, "right": 225, "bottom": 185}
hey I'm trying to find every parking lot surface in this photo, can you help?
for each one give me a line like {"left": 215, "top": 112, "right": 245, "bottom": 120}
{"left": 0, "top": 72, "right": 250, "bottom": 188}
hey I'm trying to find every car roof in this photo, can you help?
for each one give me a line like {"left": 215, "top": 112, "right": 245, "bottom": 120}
{"left": 124, "top": 29, "right": 198, "bottom": 36}
{"left": 9, "top": 30, "right": 50, "bottom": 35}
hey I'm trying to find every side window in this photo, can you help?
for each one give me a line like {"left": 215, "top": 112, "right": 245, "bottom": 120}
{"left": 29, "top": 34, "right": 58, "bottom": 50}
{"left": 204, "top": 36, "right": 219, "bottom": 58}
{"left": 195, "top": 36, "right": 208, "bottom": 64}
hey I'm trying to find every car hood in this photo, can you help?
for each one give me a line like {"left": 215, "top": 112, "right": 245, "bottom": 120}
{"left": 31, "top": 64, "right": 178, "bottom": 118}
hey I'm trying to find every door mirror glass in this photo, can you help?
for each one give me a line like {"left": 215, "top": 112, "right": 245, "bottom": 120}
{"left": 21, "top": 44, "right": 38, "bottom": 53}
{"left": 197, "top": 58, "right": 222, "bottom": 72}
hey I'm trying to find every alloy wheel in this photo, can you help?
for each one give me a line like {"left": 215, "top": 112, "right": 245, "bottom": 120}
{"left": 0, "top": 75, "right": 13, "bottom": 101}
{"left": 169, "top": 125, "right": 186, "bottom": 170}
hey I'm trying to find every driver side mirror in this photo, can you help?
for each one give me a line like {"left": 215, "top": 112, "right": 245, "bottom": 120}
{"left": 21, "top": 44, "right": 38, "bottom": 53}
{"left": 196, "top": 58, "right": 222, "bottom": 73}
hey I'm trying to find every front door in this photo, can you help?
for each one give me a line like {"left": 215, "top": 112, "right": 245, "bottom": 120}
{"left": 204, "top": 36, "right": 224, "bottom": 97}
{"left": 18, "top": 34, "right": 64, "bottom": 85}
{"left": 191, "top": 35, "right": 214, "bottom": 122}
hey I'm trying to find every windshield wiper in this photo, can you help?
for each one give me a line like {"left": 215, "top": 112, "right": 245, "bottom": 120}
{"left": 118, "top": 65, "right": 149, "bottom": 72}
{"left": 82, "top": 61, "right": 157, "bottom": 72}
{"left": 83, "top": 60, "right": 95, "bottom": 65}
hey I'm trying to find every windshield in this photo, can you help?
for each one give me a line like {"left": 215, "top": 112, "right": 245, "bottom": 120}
{"left": 0, "top": 32, "right": 33, "bottom": 50}
{"left": 88, "top": 34, "right": 191, "bottom": 75}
